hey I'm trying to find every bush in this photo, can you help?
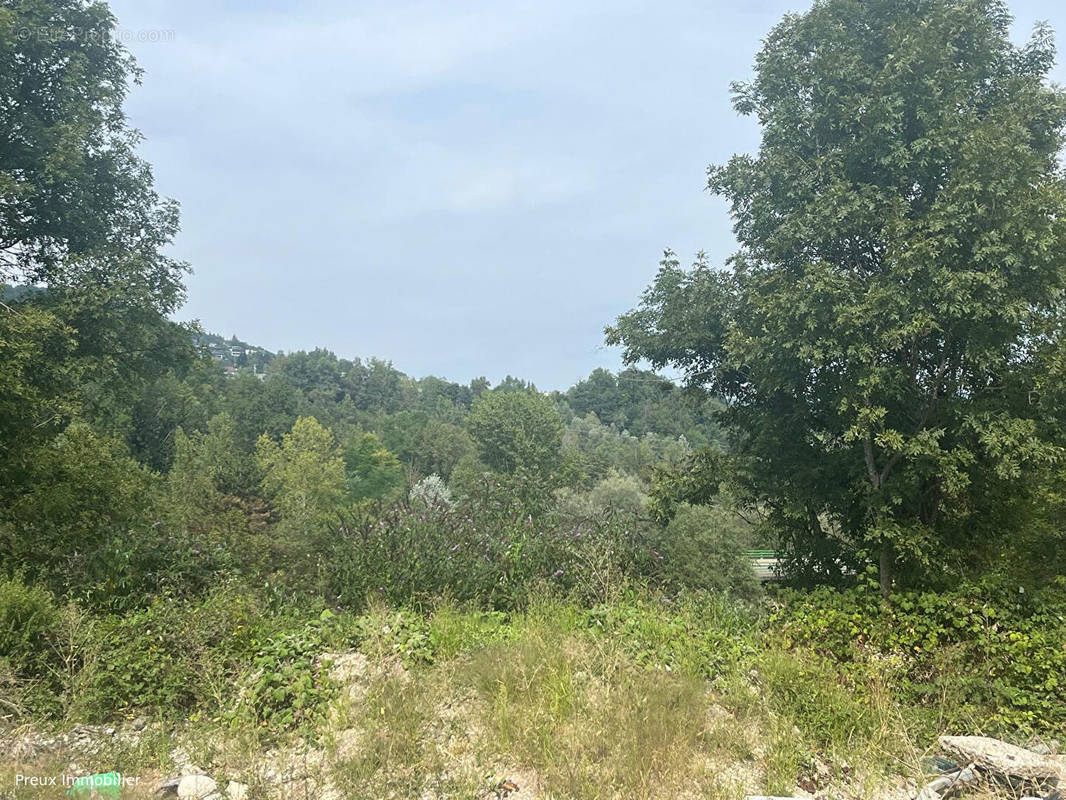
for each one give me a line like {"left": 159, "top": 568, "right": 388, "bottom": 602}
{"left": 327, "top": 495, "right": 660, "bottom": 611}
{"left": 774, "top": 581, "right": 1066, "bottom": 735}
{"left": 73, "top": 583, "right": 332, "bottom": 722}
{"left": 655, "top": 504, "right": 760, "bottom": 599}
{"left": 409, "top": 474, "right": 452, "bottom": 508}
{"left": 555, "top": 471, "right": 648, "bottom": 523}
{"left": 584, "top": 592, "right": 758, "bottom": 680}
{"left": 229, "top": 610, "right": 338, "bottom": 736}
{"left": 0, "top": 576, "right": 65, "bottom": 716}
{"left": 0, "top": 576, "right": 59, "bottom": 675}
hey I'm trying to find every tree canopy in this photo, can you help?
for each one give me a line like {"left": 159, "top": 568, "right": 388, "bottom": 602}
{"left": 609, "top": 0, "right": 1066, "bottom": 594}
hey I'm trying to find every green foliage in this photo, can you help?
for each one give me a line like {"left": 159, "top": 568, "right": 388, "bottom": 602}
{"left": 555, "top": 471, "right": 649, "bottom": 522}
{"left": 80, "top": 600, "right": 200, "bottom": 719}
{"left": 656, "top": 504, "right": 760, "bottom": 599}
{"left": 73, "top": 584, "right": 337, "bottom": 724}
{"left": 467, "top": 389, "right": 564, "bottom": 488}
{"left": 0, "top": 576, "right": 64, "bottom": 715}
{"left": 0, "top": 0, "right": 187, "bottom": 312}
{"left": 342, "top": 431, "right": 404, "bottom": 503}
{"left": 230, "top": 611, "right": 337, "bottom": 736}
{"left": 170, "top": 413, "right": 260, "bottom": 508}
{"left": 584, "top": 592, "right": 758, "bottom": 680}
{"left": 327, "top": 498, "right": 661, "bottom": 612}
{"left": 608, "top": 0, "right": 1066, "bottom": 592}
{"left": 256, "top": 416, "right": 345, "bottom": 528}
{"left": 413, "top": 419, "right": 474, "bottom": 480}
{"left": 425, "top": 603, "right": 511, "bottom": 661}
{"left": 0, "top": 304, "right": 78, "bottom": 483}
{"left": 223, "top": 374, "right": 301, "bottom": 450}
{"left": 354, "top": 605, "right": 436, "bottom": 666}
{"left": 562, "top": 412, "right": 691, "bottom": 487}
{"left": 774, "top": 582, "right": 1066, "bottom": 734}
{"left": 563, "top": 367, "right": 724, "bottom": 446}
{"left": 0, "top": 423, "right": 157, "bottom": 598}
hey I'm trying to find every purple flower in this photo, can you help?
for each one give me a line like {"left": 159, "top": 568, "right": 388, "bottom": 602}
{"left": 553, "top": 569, "right": 565, "bottom": 577}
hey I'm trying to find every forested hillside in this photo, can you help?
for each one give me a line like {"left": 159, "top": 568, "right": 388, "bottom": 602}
{"left": 2, "top": 1, "right": 1066, "bottom": 799}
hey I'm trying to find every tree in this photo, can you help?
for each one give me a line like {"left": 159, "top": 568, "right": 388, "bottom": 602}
{"left": 409, "top": 474, "right": 453, "bottom": 508}
{"left": 342, "top": 432, "right": 404, "bottom": 503}
{"left": 414, "top": 419, "right": 474, "bottom": 480}
{"left": 467, "top": 390, "right": 564, "bottom": 481}
{"left": 256, "top": 417, "right": 345, "bottom": 528}
{"left": 608, "top": 0, "right": 1066, "bottom": 596}
{"left": 1, "top": 0, "right": 187, "bottom": 311}
{"left": 223, "top": 374, "right": 301, "bottom": 450}
{"left": 0, "top": 303, "right": 78, "bottom": 492}
{"left": 1, "top": 0, "right": 195, "bottom": 485}
{"left": 565, "top": 369, "right": 625, "bottom": 427}
{"left": 0, "top": 422, "right": 156, "bottom": 592}
{"left": 657, "top": 504, "right": 759, "bottom": 600}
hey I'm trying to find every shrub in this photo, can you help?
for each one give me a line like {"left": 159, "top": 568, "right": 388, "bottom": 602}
{"left": 584, "top": 592, "right": 758, "bottom": 680}
{"left": 656, "top": 504, "right": 760, "bottom": 599}
{"left": 555, "top": 471, "right": 648, "bottom": 523}
{"left": 76, "top": 598, "right": 198, "bottom": 719}
{"left": 0, "top": 576, "right": 64, "bottom": 716}
{"left": 409, "top": 474, "right": 452, "bottom": 508}
{"left": 774, "top": 581, "right": 1066, "bottom": 735}
{"left": 0, "top": 576, "right": 59, "bottom": 676}
{"left": 73, "top": 583, "right": 331, "bottom": 722}
{"left": 327, "top": 496, "right": 659, "bottom": 611}
{"left": 229, "top": 610, "right": 338, "bottom": 736}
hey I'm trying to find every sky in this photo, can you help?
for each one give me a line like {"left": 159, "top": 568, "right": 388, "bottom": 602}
{"left": 107, "top": 0, "right": 1066, "bottom": 390}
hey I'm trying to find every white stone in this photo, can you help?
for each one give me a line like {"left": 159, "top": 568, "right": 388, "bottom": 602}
{"left": 177, "top": 774, "right": 218, "bottom": 799}
{"left": 940, "top": 735, "right": 1066, "bottom": 783}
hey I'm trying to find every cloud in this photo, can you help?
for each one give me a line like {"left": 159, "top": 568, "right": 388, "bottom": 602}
{"left": 106, "top": 0, "right": 1066, "bottom": 387}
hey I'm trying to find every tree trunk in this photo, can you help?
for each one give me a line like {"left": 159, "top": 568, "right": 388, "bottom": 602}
{"left": 879, "top": 541, "right": 893, "bottom": 602}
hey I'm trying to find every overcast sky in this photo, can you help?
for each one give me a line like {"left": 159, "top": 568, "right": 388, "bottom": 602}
{"left": 107, "top": 0, "right": 1066, "bottom": 390}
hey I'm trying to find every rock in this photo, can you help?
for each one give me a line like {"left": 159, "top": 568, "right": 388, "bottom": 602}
{"left": 924, "top": 775, "right": 957, "bottom": 793}
{"left": 181, "top": 764, "right": 204, "bottom": 776}
{"left": 131, "top": 715, "right": 148, "bottom": 732}
{"left": 177, "top": 774, "right": 218, "bottom": 799}
{"left": 939, "top": 736, "right": 1066, "bottom": 784}
{"left": 225, "top": 781, "right": 249, "bottom": 800}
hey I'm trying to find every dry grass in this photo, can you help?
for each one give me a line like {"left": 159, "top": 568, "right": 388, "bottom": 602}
{"left": 0, "top": 598, "right": 942, "bottom": 800}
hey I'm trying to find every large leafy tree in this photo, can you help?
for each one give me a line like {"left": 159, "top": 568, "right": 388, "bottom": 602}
{"left": 1, "top": 0, "right": 193, "bottom": 482}
{"left": 467, "top": 390, "right": 564, "bottom": 478}
{"left": 0, "top": 0, "right": 186, "bottom": 307}
{"left": 342, "top": 431, "right": 404, "bottom": 503}
{"left": 608, "top": 0, "right": 1066, "bottom": 595}
{"left": 466, "top": 390, "right": 565, "bottom": 511}
{"left": 256, "top": 416, "right": 345, "bottom": 529}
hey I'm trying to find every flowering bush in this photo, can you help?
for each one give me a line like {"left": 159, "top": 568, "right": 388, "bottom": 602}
{"left": 326, "top": 482, "right": 661, "bottom": 611}
{"left": 409, "top": 474, "right": 453, "bottom": 508}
